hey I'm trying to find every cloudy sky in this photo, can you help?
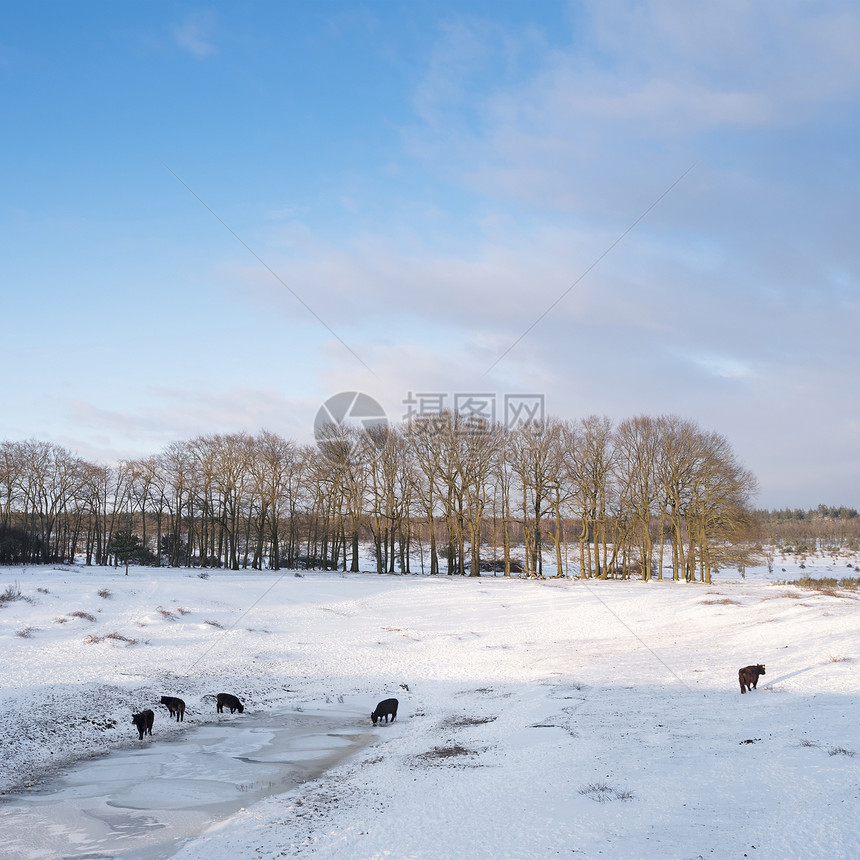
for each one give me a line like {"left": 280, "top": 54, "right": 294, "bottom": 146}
{"left": 2, "top": 1, "right": 858, "bottom": 509}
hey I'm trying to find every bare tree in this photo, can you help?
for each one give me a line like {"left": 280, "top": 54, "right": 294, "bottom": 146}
{"left": 614, "top": 416, "right": 660, "bottom": 580}
{"left": 563, "top": 416, "right": 615, "bottom": 578}
{"left": 510, "top": 419, "right": 564, "bottom": 578}
{"left": 249, "top": 430, "right": 297, "bottom": 570}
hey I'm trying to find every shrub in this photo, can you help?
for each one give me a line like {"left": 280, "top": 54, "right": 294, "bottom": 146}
{"left": 786, "top": 577, "right": 858, "bottom": 592}
{"left": 0, "top": 582, "right": 24, "bottom": 604}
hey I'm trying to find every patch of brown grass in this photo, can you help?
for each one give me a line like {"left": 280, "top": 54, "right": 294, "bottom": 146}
{"left": 414, "top": 744, "right": 477, "bottom": 764}
{"left": 443, "top": 715, "right": 498, "bottom": 728}
{"left": 761, "top": 591, "right": 802, "bottom": 600}
{"left": 86, "top": 631, "right": 138, "bottom": 645}
{"left": 104, "top": 631, "right": 138, "bottom": 645}
{"left": 828, "top": 746, "right": 855, "bottom": 757}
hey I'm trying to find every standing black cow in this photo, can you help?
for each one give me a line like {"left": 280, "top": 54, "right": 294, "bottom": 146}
{"left": 371, "top": 698, "right": 398, "bottom": 725}
{"left": 738, "top": 664, "right": 766, "bottom": 694}
{"left": 160, "top": 695, "right": 186, "bottom": 721}
{"left": 216, "top": 693, "right": 245, "bottom": 713}
{"left": 132, "top": 709, "right": 154, "bottom": 740}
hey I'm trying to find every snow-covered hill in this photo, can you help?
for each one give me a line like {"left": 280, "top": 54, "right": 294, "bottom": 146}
{"left": 1, "top": 557, "right": 858, "bottom": 859}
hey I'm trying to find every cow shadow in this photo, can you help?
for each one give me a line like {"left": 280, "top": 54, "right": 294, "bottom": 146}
{"left": 762, "top": 666, "right": 817, "bottom": 688}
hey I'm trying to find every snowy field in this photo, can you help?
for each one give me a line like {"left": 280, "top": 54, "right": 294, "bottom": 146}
{"left": 1, "top": 554, "right": 858, "bottom": 859}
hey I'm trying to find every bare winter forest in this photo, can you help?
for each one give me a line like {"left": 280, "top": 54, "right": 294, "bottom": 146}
{"left": 1, "top": 413, "right": 855, "bottom": 583}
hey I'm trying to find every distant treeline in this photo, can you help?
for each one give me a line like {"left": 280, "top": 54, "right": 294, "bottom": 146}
{"left": 1, "top": 413, "right": 759, "bottom": 582}
{"left": 755, "top": 505, "right": 860, "bottom": 553}
{"left": 756, "top": 505, "right": 858, "bottom": 522}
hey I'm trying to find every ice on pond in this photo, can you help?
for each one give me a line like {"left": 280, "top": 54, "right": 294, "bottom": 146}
{"left": 0, "top": 708, "right": 373, "bottom": 860}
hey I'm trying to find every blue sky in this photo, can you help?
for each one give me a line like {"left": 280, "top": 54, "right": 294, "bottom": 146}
{"left": 2, "top": 1, "right": 858, "bottom": 509}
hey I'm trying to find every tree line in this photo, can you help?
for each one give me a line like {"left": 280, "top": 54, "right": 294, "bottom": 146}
{"left": 755, "top": 505, "right": 860, "bottom": 553}
{"left": 0, "top": 413, "right": 759, "bottom": 583}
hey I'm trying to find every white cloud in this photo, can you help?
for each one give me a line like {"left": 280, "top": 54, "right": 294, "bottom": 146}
{"left": 688, "top": 353, "right": 754, "bottom": 380}
{"left": 173, "top": 12, "right": 218, "bottom": 60}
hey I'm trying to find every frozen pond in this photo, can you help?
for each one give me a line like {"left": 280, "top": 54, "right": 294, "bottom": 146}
{"left": 0, "top": 708, "right": 374, "bottom": 860}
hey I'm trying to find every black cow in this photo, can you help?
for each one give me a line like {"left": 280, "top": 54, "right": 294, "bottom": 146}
{"left": 738, "top": 664, "right": 766, "bottom": 694}
{"left": 132, "top": 709, "right": 154, "bottom": 740}
{"left": 371, "top": 698, "right": 398, "bottom": 725}
{"left": 160, "top": 695, "right": 186, "bottom": 721}
{"left": 216, "top": 693, "right": 244, "bottom": 713}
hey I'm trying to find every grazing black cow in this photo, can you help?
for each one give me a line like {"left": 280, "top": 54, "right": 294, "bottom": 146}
{"left": 160, "top": 695, "right": 186, "bottom": 721}
{"left": 216, "top": 693, "right": 244, "bottom": 714}
{"left": 371, "top": 698, "right": 398, "bottom": 725}
{"left": 738, "top": 664, "right": 766, "bottom": 694}
{"left": 132, "top": 709, "right": 154, "bottom": 740}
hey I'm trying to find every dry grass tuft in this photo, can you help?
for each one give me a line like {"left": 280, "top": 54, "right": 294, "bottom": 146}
{"left": 578, "top": 782, "right": 635, "bottom": 803}
{"left": 443, "top": 715, "right": 498, "bottom": 728}
{"left": 104, "top": 631, "right": 138, "bottom": 645}
{"left": 85, "top": 631, "right": 138, "bottom": 646}
{"left": 414, "top": 744, "right": 479, "bottom": 765}
{"left": 0, "top": 582, "right": 24, "bottom": 604}
{"left": 761, "top": 591, "right": 802, "bottom": 600}
{"left": 70, "top": 610, "right": 96, "bottom": 622}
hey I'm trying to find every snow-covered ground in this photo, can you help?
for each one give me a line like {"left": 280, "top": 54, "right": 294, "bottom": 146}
{"left": 1, "top": 553, "right": 858, "bottom": 859}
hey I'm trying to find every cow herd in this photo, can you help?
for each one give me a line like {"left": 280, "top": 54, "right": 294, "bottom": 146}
{"left": 133, "top": 668, "right": 763, "bottom": 742}
{"left": 131, "top": 694, "right": 400, "bottom": 740}
{"left": 131, "top": 692, "right": 244, "bottom": 740}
